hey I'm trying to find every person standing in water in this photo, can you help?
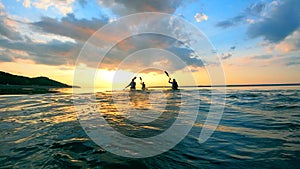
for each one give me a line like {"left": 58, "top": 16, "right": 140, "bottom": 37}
{"left": 126, "top": 77, "right": 136, "bottom": 90}
{"left": 139, "top": 77, "right": 146, "bottom": 90}
{"left": 168, "top": 78, "right": 178, "bottom": 90}
{"left": 165, "top": 71, "right": 178, "bottom": 90}
{"left": 141, "top": 82, "right": 146, "bottom": 90}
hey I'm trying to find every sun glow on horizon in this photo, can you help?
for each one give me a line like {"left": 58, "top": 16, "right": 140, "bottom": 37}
{"left": 93, "top": 67, "right": 213, "bottom": 90}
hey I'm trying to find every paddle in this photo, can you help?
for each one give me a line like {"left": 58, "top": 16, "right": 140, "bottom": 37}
{"left": 165, "top": 70, "right": 172, "bottom": 82}
{"left": 164, "top": 71, "right": 169, "bottom": 78}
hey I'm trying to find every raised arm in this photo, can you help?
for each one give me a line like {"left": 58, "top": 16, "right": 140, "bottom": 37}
{"left": 125, "top": 82, "right": 131, "bottom": 88}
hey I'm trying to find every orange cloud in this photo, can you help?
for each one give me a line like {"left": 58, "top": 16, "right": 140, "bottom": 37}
{"left": 142, "top": 4, "right": 159, "bottom": 12}
{"left": 117, "top": 40, "right": 135, "bottom": 51}
{"left": 274, "top": 29, "right": 300, "bottom": 53}
{"left": 275, "top": 42, "right": 296, "bottom": 53}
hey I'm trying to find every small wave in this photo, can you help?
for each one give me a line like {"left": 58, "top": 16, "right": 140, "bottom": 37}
{"left": 1, "top": 89, "right": 300, "bottom": 168}
{"left": 50, "top": 139, "right": 99, "bottom": 153}
{"left": 274, "top": 104, "right": 299, "bottom": 109}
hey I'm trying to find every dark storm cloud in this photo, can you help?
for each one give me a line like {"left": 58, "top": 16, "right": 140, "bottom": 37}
{"left": 247, "top": 0, "right": 300, "bottom": 43}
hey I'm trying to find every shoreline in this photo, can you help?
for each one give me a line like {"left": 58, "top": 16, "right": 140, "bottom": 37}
{"left": 0, "top": 84, "right": 78, "bottom": 95}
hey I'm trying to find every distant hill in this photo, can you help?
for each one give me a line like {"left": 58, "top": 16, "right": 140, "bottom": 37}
{"left": 0, "top": 71, "right": 71, "bottom": 87}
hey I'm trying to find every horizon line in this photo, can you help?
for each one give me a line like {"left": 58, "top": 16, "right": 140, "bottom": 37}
{"left": 148, "top": 83, "right": 300, "bottom": 88}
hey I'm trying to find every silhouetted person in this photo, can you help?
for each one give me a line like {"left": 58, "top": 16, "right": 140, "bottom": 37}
{"left": 168, "top": 78, "right": 178, "bottom": 90}
{"left": 141, "top": 82, "right": 146, "bottom": 90}
{"left": 139, "top": 77, "right": 146, "bottom": 90}
{"left": 126, "top": 77, "right": 136, "bottom": 90}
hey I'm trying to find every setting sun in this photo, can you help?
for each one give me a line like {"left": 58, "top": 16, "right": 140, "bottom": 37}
{"left": 1, "top": 0, "right": 300, "bottom": 168}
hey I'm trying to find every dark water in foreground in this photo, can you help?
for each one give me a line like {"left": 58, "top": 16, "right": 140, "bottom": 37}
{"left": 0, "top": 87, "right": 300, "bottom": 168}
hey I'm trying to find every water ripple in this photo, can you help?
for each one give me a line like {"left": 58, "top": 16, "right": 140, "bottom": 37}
{"left": 0, "top": 88, "right": 300, "bottom": 168}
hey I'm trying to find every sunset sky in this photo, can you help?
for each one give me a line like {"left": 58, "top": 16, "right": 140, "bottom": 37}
{"left": 0, "top": 0, "right": 299, "bottom": 88}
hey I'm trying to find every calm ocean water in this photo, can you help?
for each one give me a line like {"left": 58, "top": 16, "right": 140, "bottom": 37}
{"left": 0, "top": 87, "right": 300, "bottom": 168}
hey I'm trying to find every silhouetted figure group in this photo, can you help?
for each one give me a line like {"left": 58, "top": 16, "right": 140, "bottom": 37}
{"left": 126, "top": 76, "right": 179, "bottom": 90}
{"left": 126, "top": 77, "right": 147, "bottom": 90}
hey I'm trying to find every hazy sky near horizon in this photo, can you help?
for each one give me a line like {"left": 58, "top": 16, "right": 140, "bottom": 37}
{"left": 0, "top": 0, "right": 299, "bottom": 87}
